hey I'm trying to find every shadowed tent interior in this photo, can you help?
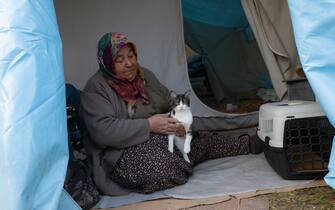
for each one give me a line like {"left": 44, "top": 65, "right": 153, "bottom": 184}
{"left": 55, "top": 0, "right": 310, "bottom": 132}
{"left": 183, "top": 0, "right": 276, "bottom": 113}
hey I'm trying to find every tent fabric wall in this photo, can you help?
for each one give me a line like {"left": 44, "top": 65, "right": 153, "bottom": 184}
{"left": 0, "top": 0, "right": 78, "bottom": 209}
{"left": 241, "top": 0, "right": 302, "bottom": 99}
{"left": 287, "top": 0, "right": 335, "bottom": 188}
{"left": 55, "top": 0, "right": 188, "bottom": 94}
{"left": 55, "top": 0, "right": 259, "bottom": 129}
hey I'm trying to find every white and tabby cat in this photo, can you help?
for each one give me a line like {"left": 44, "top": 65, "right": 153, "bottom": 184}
{"left": 168, "top": 91, "right": 193, "bottom": 163}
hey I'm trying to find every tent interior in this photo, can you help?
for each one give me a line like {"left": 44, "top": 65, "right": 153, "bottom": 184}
{"left": 51, "top": 0, "right": 324, "bottom": 208}
{"left": 183, "top": 0, "right": 278, "bottom": 113}
{"left": 55, "top": 0, "right": 313, "bottom": 127}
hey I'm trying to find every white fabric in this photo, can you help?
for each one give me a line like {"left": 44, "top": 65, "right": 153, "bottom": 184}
{"left": 95, "top": 154, "right": 310, "bottom": 208}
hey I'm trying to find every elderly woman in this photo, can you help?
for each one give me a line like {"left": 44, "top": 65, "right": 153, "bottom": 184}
{"left": 80, "top": 32, "right": 259, "bottom": 196}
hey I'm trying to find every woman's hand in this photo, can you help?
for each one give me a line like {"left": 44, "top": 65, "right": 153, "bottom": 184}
{"left": 148, "top": 113, "right": 186, "bottom": 136}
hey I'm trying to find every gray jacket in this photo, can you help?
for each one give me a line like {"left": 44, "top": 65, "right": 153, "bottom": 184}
{"left": 80, "top": 68, "right": 170, "bottom": 195}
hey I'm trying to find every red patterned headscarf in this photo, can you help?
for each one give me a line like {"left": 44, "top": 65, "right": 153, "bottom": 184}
{"left": 97, "top": 32, "right": 149, "bottom": 105}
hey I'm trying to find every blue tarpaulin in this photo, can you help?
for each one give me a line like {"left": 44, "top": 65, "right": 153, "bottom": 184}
{"left": 288, "top": 1, "right": 335, "bottom": 188}
{"left": 0, "top": 0, "right": 79, "bottom": 209}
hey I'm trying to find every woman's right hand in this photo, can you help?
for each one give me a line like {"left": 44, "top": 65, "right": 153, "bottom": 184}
{"left": 148, "top": 113, "right": 182, "bottom": 135}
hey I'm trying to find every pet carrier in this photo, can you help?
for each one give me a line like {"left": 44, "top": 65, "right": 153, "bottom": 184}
{"left": 258, "top": 101, "right": 335, "bottom": 179}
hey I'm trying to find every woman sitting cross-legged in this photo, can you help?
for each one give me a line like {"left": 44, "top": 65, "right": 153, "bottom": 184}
{"left": 80, "top": 32, "right": 261, "bottom": 196}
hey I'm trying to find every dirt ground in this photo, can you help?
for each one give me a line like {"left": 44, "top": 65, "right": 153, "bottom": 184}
{"left": 185, "top": 186, "right": 335, "bottom": 210}
{"left": 105, "top": 180, "right": 334, "bottom": 210}
{"left": 260, "top": 186, "right": 335, "bottom": 210}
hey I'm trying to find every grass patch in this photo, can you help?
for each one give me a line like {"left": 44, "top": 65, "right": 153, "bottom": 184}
{"left": 260, "top": 186, "right": 335, "bottom": 210}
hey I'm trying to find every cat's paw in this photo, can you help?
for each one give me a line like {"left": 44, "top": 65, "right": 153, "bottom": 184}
{"left": 184, "top": 145, "right": 190, "bottom": 153}
{"left": 168, "top": 136, "right": 174, "bottom": 153}
{"left": 168, "top": 147, "right": 174, "bottom": 153}
{"left": 184, "top": 154, "right": 190, "bottom": 163}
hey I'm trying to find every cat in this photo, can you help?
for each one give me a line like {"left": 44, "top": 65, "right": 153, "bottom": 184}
{"left": 168, "top": 90, "right": 193, "bottom": 163}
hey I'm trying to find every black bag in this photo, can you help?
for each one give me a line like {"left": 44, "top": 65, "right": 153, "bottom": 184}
{"left": 64, "top": 160, "right": 100, "bottom": 210}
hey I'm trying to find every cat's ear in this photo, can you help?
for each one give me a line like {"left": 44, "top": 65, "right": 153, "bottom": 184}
{"left": 184, "top": 90, "right": 191, "bottom": 98}
{"left": 168, "top": 91, "right": 177, "bottom": 110}
{"left": 169, "top": 91, "right": 177, "bottom": 100}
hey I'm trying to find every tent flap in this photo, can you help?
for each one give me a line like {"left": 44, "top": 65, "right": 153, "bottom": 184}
{"left": 0, "top": 0, "right": 78, "bottom": 209}
{"left": 288, "top": 0, "right": 335, "bottom": 188}
{"left": 242, "top": 0, "right": 301, "bottom": 99}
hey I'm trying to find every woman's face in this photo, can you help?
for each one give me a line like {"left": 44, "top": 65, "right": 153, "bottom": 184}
{"left": 113, "top": 44, "right": 138, "bottom": 81}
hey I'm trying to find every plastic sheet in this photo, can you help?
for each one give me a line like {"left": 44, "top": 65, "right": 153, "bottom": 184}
{"left": 0, "top": 0, "right": 79, "bottom": 209}
{"left": 288, "top": 1, "right": 335, "bottom": 188}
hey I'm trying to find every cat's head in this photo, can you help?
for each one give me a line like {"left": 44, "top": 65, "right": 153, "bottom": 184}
{"left": 169, "top": 90, "right": 191, "bottom": 111}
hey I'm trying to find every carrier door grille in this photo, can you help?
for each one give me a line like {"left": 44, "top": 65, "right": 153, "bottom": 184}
{"left": 284, "top": 116, "right": 334, "bottom": 173}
